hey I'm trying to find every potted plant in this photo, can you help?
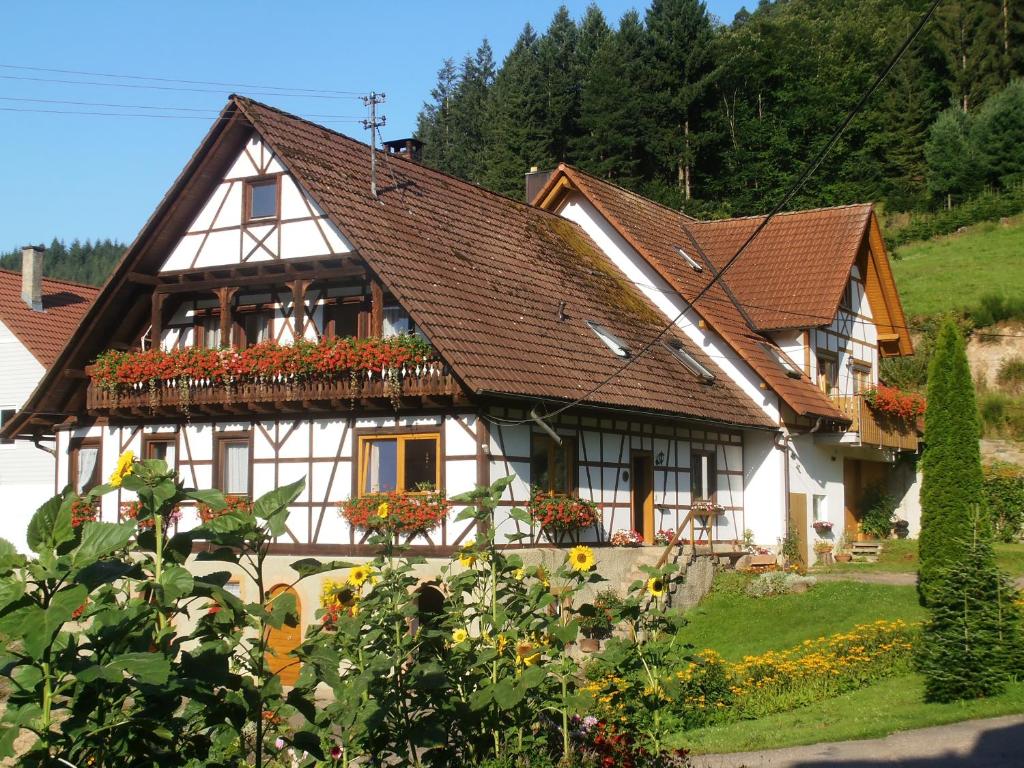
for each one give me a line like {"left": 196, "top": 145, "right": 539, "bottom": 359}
{"left": 812, "top": 519, "right": 834, "bottom": 535}
{"left": 858, "top": 485, "right": 897, "bottom": 540}
{"left": 340, "top": 487, "right": 450, "bottom": 537}
{"left": 834, "top": 530, "right": 853, "bottom": 562}
{"left": 609, "top": 529, "right": 644, "bottom": 547}
{"left": 813, "top": 539, "right": 834, "bottom": 565}
{"left": 578, "top": 589, "right": 621, "bottom": 652}
{"left": 527, "top": 490, "right": 600, "bottom": 543}
{"left": 893, "top": 519, "right": 910, "bottom": 539}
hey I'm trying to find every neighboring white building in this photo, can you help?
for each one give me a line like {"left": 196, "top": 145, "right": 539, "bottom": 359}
{"left": 0, "top": 252, "right": 97, "bottom": 551}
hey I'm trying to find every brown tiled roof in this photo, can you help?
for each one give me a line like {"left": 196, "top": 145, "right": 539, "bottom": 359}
{"left": 688, "top": 205, "right": 873, "bottom": 331}
{"left": 544, "top": 166, "right": 847, "bottom": 421}
{"left": 0, "top": 270, "right": 98, "bottom": 367}
{"left": 235, "top": 98, "right": 772, "bottom": 428}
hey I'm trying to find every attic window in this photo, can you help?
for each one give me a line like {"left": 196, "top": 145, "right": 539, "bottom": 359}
{"left": 761, "top": 343, "right": 802, "bottom": 379}
{"left": 246, "top": 177, "right": 278, "bottom": 220}
{"left": 662, "top": 339, "right": 715, "bottom": 384}
{"left": 586, "top": 321, "right": 630, "bottom": 358}
{"left": 675, "top": 246, "right": 704, "bottom": 273}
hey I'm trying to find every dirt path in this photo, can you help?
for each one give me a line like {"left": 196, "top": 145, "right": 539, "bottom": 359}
{"left": 690, "top": 714, "right": 1024, "bottom": 767}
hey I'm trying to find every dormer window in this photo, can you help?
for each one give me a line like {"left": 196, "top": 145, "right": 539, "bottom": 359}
{"left": 586, "top": 321, "right": 630, "bottom": 358}
{"left": 761, "top": 343, "right": 802, "bottom": 379}
{"left": 663, "top": 339, "right": 715, "bottom": 384}
{"left": 245, "top": 177, "right": 278, "bottom": 221}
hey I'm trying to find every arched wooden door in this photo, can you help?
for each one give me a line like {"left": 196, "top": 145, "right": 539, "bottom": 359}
{"left": 264, "top": 585, "right": 302, "bottom": 687}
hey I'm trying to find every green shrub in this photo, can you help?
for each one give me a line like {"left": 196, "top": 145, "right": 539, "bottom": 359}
{"left": 997, "top": 356, "right": 1024, "bottom": 393}
{"left": 983, "top": 463, "right": 1024, "bottom": 543}
{"left": 979, "top": 392, "right": 1024, "bottom": 439}
{"left": 885, "top": 184, "right": 1024, "bottom": 250}
{"left": 969, "top": 294, "right": 1024, "bottom": 329}
{"left": 745, "top": 572, "right": 816, "bottom": 598}
{"left": 859, "top": 485, "right": 898, "bottom": 539}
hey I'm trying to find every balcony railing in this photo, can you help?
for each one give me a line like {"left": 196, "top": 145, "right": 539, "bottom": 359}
{"left": 86, "top": 362, "right": 463, "bottom": 416}
{"left": 831, "top": 395, "right": 919, "bottom": 451}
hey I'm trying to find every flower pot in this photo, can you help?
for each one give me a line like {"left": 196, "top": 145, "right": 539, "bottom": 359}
{"left": 895, "top": 528, "right": 909, "bottom": 539}
{"left": 579, "top": 637, "right": 601, "bottom": 654}
{"left": 835, "top": 553, "right": 853, "bottom": 563}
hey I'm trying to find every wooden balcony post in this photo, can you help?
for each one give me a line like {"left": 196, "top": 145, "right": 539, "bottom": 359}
{"left": 287, "top": 279, "right": 310, "bottom": 339}
{"left": 216, "top": 287, "right": 238, "bottom": 346}
{"left": 150, "top": 291, "right": 166, "bottom": 348}
{"left": 370, "top": 277, "right": 384, "bottom": 336}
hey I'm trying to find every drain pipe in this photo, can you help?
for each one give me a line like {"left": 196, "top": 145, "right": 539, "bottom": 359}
{"left": 32, "top": 436, "right": 56, "bottom": 458}
{"left": 529, "top": 407, "right": 562, "bottom": 446}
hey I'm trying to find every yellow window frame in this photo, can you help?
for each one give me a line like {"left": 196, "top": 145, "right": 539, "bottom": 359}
{"left": 357, "top": 432, "right": 441, "bottom": 494}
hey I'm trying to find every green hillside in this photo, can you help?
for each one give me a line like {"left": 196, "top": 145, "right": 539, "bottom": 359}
{"left": 891, "top": 214, "right": 1024, "bottom": 320}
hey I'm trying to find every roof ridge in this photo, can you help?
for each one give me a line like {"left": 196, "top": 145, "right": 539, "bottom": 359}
{"left": 559, "top": 164, "right": 699, "bottom": 222}
{"left": 0, "top": 268, "right": 100, "bottom": 293}
{"left": 231, "top": 95, "right": 574, "bottom": 224}
{"left": 700, "top": 202, "right": 874, "bottom": 224}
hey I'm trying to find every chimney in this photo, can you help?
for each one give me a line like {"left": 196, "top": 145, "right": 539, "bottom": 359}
{"left": 382, "top": 137, "right": 424, "bottom": 163}
{"left": 525, "top": 166, "right": 553, "bottom": 204}
{"left": 21, "top": 244, "right": 44, "bottom": 312}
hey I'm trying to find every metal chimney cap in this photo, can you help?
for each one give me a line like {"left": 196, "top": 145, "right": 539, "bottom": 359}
{"left": 21, "top": 244, "right": 45, "bottom": 253}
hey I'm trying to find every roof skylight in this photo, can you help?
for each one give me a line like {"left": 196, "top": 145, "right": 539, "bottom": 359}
{"left": 662, "top": 339, "right": 715, "bottom": 384}
{"left": 761, "top": 343, "right": 802, "bottom": 379}
{"left": 586, "top": 321, "right": 631, "bottom": 358}
{"left": 675, "top": 246, "right": 704, "bottom": 273}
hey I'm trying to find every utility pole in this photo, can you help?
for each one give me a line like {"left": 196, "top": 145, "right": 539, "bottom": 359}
{"left": 361, "top": 91, "right": 387, "bottom": 198}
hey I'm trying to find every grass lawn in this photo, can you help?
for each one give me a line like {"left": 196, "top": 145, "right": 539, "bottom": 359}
{"left": 679, "top": 674, "right": 1024, "bottom": 754}
{"left": 891, "top": 214, "right": 1024, "bottom": 319}
{"left": 681, "top": 578, "right": 925, "bottom": 661}
{"left": 814, "top": 538, "right": 1024, "bottom": 578}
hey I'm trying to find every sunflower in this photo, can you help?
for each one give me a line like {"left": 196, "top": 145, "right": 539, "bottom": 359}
{"left": 347, "top": 564, "right": 371, "bottom": 587}
{"left": 376, "top": 502, "right": 389, "bottom": 519}
{"left": 452, "top": 628, "right": 469, "bottom": 645}
{"left": 647, "top": 576, "right": 666, "bottom": 598}
{"left": 458, "top": 542, "right": 477, "bottom": 569}
{"left": 567, "top": 545, "right": 595, "bottom": 573}
{"left": 109, "top": 450, "right": 136, "bottom": 488}
{"left": 516, "top": 642, "right": 541, "bottom": 667}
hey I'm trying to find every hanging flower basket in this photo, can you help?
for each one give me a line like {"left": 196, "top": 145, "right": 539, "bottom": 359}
{"left": 526, "top": 492, "right": 599, "bottom": 533}
{"left": 340, "top": 489, "right": 450, "bottom": 536}
{"left": 812, "top": 520, "right": 834, "bottom": 534}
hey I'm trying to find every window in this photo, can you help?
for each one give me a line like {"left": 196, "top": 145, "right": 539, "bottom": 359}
{"left": 852, "top": 363, "right": 872, "bottom": 395}
{"left": 215, "top": 434, "right": 251, "bottom": 496}
{"left": 382, "top": 305, "right": 414, "bottom": 337}
{"left": 143, "top": 435, "right": 176, "bottom": 469}
{"left": 812, "top": 494, "right": 827, "bottom": 522}
{"left": 245, "top": 177, "right": 278, "bottom": 220}
{"left": 196, "top": 314, "right": 222, "bottom": 349}
{"left": 332, "top": 296, "right": 367, "bottom": 339}
{"left": 690, "top": 450, "right": 716, "bottom": 502}
{"left": 585, "top": 321, "right": 630, "bottom": 358}
{"left": 531, "top": 433, "right": 576, "bottom": 495}
{"left": 358, "top": 433, "right": 440, "bottom": 494}
{"left": 70, "top": 438, "right": 102, "bottom": 494}
{"left": 238, "top": 308, "right": 272, "bottom": 348}
{"left": 663, "top": 339, "right": 715, "bottom": 384}
{"left": 761, "top": 343, "right": 802, "bottom": 379}
{"left": 816, "top": 352, "right": 838, "bottom": 396}
{"left": 675, "top": 246, "right": 704, "bottom": 273}
{"left": 0, "top": 408, "right": 15, "bottom": 446}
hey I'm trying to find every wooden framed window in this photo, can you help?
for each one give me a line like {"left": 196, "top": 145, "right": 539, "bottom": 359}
{"left": 142, "top": 434, "right": 177, "bottom": 470}
{"left": 236, "top": 306, "right": 273, "bottom": 348}
{"left": 0, "top": 407, "right": 15, "bottom": 446}
{"left": 530, "top": 433, "right": 576, "bottom": 495}
{"left": 382, "top": 304, "right": 414, "bottom": 337}
{"left": 851, "top": 362, "right": 872, "bottom": 395}
{"left": 244, "top": 176, "right": 279, "bottom": 221}
{"left": 70, "top": 437, "right": 102, "bottom": 494}
{"left": 690, "top": 450, "right": 716, "bottom": 502}
{"left": 195, "top": 313, "right": 222, "bottom": 349}
{"left": 330, "top": 296, "right": 368, "bottom": 339}
{"left": 358, "top": 433, "right": 440, "bottom": 494}
{"left": 214, "top": 432, "right": 252, "bottom": 497}
{"left": 816, "top": 351, "right": 838, "bottom": 396}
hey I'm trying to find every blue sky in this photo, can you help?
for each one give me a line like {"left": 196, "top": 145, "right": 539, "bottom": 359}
{"left": 1, "top": 1, "right": 747, "bottom": 248}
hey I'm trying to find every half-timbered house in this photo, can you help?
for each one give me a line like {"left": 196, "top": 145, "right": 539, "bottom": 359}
{"left": 4, "top": 97, "right": 919, "bottom": 634}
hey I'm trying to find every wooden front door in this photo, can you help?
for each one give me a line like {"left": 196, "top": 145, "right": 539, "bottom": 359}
{"left": 265, "top": 585, "right": 302, "bottom": 687}
{"left": 788, "top": 492, "right": 809, "bottom": 565}
{"left": 631, "top": 451, "right": 654, "bottom": 544}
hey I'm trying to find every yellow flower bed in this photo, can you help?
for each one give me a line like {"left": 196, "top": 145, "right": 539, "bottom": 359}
{"left": 587, "top": 620, "right": 917, "bottom": 729}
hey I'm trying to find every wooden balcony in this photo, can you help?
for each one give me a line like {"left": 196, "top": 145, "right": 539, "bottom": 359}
{"left": 85, "top": 363, "right": 464, "bottom": 418}
{"left": 831, "top": 395, "right": 919, "bottom": 451}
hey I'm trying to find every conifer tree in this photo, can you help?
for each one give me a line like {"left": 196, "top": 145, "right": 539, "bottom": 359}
{"left": 971, "top": 79, "right": 1024, "bottom": 187}
{"left": 450, "top": 40, "right": 496, "bottom": 185}
{"left": 924, "top": 108, "right": 977, "bottom": 206}
{"left": 918, "top": 318, "right": 986, "bottom": 606}
{"left": 416, "top": 58, "right": 459, "bottom": 173}
{"left": 537, "top": 6, "right": 581, "bottom": 164}
{"left": 918, "top": 508, "right": 1022, "bottom": 702}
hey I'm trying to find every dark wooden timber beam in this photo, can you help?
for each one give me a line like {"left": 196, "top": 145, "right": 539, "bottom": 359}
{"left": 155, "top": 265, "right": 364, "bottom": 295}
{"left": 127, "top": 272, "right": 161, "bottom": 286}
{"left": 216, "top": 286, "right": 239, "bottom": 344}
{"left": 286, "top": 278, "right": 310, "bottom": 338}
{"left": 150, "top": 292, "right": 166, "bottom": 344}
{"left": 370, "top": 278, "right": 384, "bottom": 336}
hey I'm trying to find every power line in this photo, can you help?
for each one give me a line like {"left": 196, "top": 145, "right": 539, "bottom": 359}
{"left": 0, "top": 105, "right": 363, "bottom": 123}
{"left": 0, "top": 94, "right": 363, "bottom": 119}
{"left": 0, "top": 62, "right": 366, "bottom": 96}
{"left": 0, "top": 73, "right": 362, "bottom": 100}
{"left": 485, "top": 0, "right": 944, "bottom": 428}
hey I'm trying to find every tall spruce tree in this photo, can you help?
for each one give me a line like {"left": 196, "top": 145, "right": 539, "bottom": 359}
{"left": 972, "top": 79, "right": 1024, "bottom": 187}
{"left": 537, "top": 6, "right": 581, "bottom": 164}
{"left": 918, "top": 318, "right": 986, "bottom": 606}
{"left": 416, "top": 58, "right": 459, "bottom": 174}
{"left": 934, "top": 0, "right": 1004, "bottom": 112}
{"left": 924, "top": 107, "right": 977, "bottom": 205}
{"left": 644, "top": 0, "right": 717, "bottom": 205}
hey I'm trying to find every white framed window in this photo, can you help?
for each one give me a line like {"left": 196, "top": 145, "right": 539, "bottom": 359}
{"left": 586, "top": 321, "right": 630, "bottom": 358}
{"left": 812, "top": 494, "right": 827, "bottom": 522}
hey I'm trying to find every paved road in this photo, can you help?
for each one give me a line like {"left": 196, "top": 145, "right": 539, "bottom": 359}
{"left": 690, "top": 714, "right": 1024, "bottom": 768}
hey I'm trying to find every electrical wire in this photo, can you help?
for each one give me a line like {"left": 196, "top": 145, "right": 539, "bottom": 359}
{"left": 0, "top": 94, "right": 364, "bottom": 119}
{"left": 0, "top": 62, "right": 366, "bottom": 96}
{"left": 0, "top": 105, "right": 363, "bottom": 123}
{"left": 483, "top": 0, "right": 945, "bottom": 428}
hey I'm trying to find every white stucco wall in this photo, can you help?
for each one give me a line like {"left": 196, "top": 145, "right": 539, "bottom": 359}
{"left": 0, "top": 319, "right": 55, "bottom": 552}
